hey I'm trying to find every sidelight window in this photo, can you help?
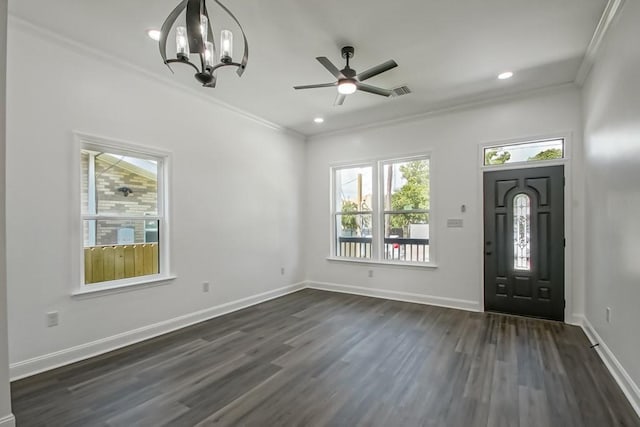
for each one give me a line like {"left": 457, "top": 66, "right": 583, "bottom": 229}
{"left": 513, "top": 194, "right": 531, "bottom": 271}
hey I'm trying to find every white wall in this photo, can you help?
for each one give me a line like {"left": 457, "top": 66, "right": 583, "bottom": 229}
{"left": 582, "top": 0, "right": 640, "bottom": 410}
{"left": 5, "top": 20, "right": 306, "bottom": 376}
{"left": 306, "top": 88, "right": 585, "bottom": 319}
{"left": 0, "top": 2, "right": 14, "bottom": 426}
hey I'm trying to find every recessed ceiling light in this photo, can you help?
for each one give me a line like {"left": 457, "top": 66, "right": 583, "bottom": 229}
{"left": 147, "top": 29, "right": 161, "bottom": 41}
{"left": 314, "top": 117, "right": 325, "bottom": 124}
{"left": 498, "top": 71, "right": 514, "bottom": 80}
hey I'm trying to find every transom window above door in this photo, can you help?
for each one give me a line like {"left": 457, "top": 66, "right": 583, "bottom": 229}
{"left": 483, "top": 138, "right": 564, "bottom": 166}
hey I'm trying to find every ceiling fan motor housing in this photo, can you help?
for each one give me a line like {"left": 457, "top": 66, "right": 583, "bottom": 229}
{"left": 341, "top": 46, "right": 355, "bottom": 59}
{"left": 342, "top": 68, "right": 356, "bottom": 78}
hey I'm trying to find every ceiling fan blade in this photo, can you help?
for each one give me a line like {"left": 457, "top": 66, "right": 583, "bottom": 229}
{"left": 334, "top": 93, "right": 346, "bottom": 106}
{"left": 316, "top": 57, "right": 345, "bottom": 79}
{"left": 356, "top": 83, "right": 392, "bottom": 97}
{"left": 294, "top": 82, "right": 338, "bottom": 90}
{"left": 357, "top": 60, "right": 398, "bottom": 82}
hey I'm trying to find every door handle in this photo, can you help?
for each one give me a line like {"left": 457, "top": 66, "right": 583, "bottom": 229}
{"left": 485, "top": 251, "right": 492, "bottom": 255}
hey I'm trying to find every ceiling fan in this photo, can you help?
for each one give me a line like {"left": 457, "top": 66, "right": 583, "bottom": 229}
{"left": 294, "top": 46, "right": 398, "bottom": 106}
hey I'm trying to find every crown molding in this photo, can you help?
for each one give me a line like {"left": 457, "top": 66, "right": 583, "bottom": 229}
{"left": 307, "top": 82, "right": 578, "bottom": 141}
{"left": 7, "top": 15, "right": 306, "bottom": 141}
{"left": 575, "top": 0, "right": 626, "bottom": 86}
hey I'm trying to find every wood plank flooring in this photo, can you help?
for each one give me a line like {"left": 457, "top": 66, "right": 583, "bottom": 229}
{"left": 11, "top": 289, "right": 640, "bottom": 426}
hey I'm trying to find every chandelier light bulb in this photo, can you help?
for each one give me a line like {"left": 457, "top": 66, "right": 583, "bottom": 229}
{"left": 204, "top": 42, "right": 215, "bottom": 68}
{"left": 200, "top": 14, "right": 209, "bottom": 43}
{"left": 220, "top": 30, "right": 233, "bottom": 62}
{"left": 175, "top": 26, "right": 189, "bottom": 57}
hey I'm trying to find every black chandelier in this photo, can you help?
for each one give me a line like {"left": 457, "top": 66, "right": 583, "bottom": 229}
{"left": 159, "top": 0, "right": 248, "bottom": 88}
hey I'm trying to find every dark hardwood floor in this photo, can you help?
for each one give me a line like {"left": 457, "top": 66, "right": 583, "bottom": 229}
{"left": 11, "top": 289, "right": 640, "bottom": 426}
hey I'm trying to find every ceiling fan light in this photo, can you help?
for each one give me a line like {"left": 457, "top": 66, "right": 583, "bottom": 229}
{"left": 338, "top": 81, "right": 357, "bottom": 95}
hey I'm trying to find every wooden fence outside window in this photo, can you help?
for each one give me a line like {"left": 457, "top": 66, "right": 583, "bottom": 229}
{"left": 84, "top": 243, "right": 159, "bottom": 284}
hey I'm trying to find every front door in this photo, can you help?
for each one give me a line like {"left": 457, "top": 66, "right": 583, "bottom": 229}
{"left": 483, "top": 165, "right": 564, "bottom": 321}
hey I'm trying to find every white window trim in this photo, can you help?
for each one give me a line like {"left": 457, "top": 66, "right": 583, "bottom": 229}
{"left": 329, "top": 152, "right": 436, "bottom": 267}
{"left": 71, "top": 132, "right": 175, "bottom": 296}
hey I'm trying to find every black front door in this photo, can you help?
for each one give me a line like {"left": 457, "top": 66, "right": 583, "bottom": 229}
{"left": 483, "top": 165, "right": 564, "bottom": 321}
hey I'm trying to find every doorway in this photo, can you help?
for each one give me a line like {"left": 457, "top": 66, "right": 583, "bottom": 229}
{"left": 483, "top": 165, "right": 564, "bottom": 321}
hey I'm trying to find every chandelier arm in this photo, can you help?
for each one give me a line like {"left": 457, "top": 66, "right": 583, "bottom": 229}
{"left": 202, "top": 1, "right": 217, "bottom": 60}
{"left": 214, "top": 0, "right": 248, "bottom": 76}
{"left": 159, "top": 0, "right": 188, "bottom": 73}
{"left": 165, "top": 58, "right": 201, "bottom": 73}
{"left": 208, "top": 61, "right": 243, "bottom": 73}
{"left": 186, "top": 0, "right": 204, "bottom": 56}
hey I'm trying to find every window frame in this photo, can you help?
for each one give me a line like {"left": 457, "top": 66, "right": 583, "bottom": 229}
{"left": 72, "top": 132, "right": 175, "bottom": 296}
{"left": 329, "top": 153, "right": 436, "bottom": 268}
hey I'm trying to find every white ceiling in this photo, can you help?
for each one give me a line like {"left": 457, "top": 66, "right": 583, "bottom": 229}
{"left": 9, "top": 0, "right": 606, "bottom": 136}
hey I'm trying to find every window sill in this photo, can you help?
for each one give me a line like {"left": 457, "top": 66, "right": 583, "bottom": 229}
{"left": 326, "top": 257, "right": 438, "bottom": 269}
{"left": 72, "top": 274, "right": 177, "bottom": 299}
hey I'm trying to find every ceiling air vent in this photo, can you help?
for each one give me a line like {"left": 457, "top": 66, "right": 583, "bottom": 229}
{"left": 391, "top": 85, "right": 411, "bottom": 98}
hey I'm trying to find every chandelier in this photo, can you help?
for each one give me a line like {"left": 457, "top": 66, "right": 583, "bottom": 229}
{"left": 159, "top": 0, "right": 248, "bottom": 88}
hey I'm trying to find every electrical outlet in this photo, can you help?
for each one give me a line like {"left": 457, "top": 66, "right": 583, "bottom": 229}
{"left": 202, "top": 282, "right": 210, "bottom": 293}
{"left": 368, "top": 269, "right": 373, "bottom": 278}
{"left": 606, "top": 307, "right": 611, "bottom": 323}
{"left": 281, "top": 267, "right": 285, "bottom": 275}
{"left": 46, "top": 311, "right": 59, "bottom": 327}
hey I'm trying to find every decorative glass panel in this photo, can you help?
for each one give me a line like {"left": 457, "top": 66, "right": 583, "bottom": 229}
{"left": 513, "top": 194, "right": 531, "bottom": 271}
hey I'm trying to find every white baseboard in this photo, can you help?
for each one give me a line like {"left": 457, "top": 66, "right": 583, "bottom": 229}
{"left": 10, "top": 282, "right": 306, "bottom": 381}
{"left": 307, "top": 281, "right": 481, "bottom": 312}
{"left": 578, "top": 315, "right": 640, "bottom": 417}
{"left": 565, "top": 314, "right": 585, "bottom": 326}
{"left": 0, "top": 414, "right": 15, "bottom": 427}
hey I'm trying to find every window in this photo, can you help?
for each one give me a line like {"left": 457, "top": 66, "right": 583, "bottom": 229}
{"left": 382, "top": 159, "right": 430, "bottom": 262}
{"left": 79, "top": 135, "right": 170, "bottom": 289}
{"left": 483, "top": 138, "right": 564, "bottom": 166}
{"left": 332, "top": 155, "right": 431, "bottom": 264}
{"left": 334, "top": 166, "right": 373, "bottom": 258}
